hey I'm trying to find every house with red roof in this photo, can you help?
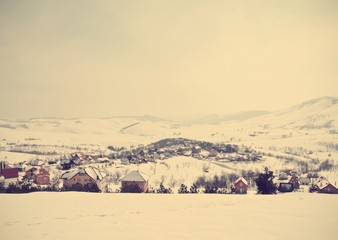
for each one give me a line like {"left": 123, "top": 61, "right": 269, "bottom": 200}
{"left": 34, "top": 168, "right": 50, "bottom": 185}
{"left": 1, "top": 168, "right": 19, "bottom": 186}
{"left": 289, "top": 175, "right": 300, "bottom": 189}
{"left": 233, "top": 177, "right": 248, "bottom": 194}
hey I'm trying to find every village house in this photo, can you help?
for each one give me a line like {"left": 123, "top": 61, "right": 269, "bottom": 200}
{"left": 299, "top": 176, "right": 311, "bottom": 185}
{"left": 317, "top": 180, "right": 338, "bottom": 194}
{"left": 34, "top": 168, "right": 50, "bottom": 185}
{"left": 1, "top": 168, "right": 19, "bottom": 187}
{"left": 278, "top": 183, "right": 294, "bottom": 192}
{"left": 233, "top": 177, "right": 248, "bottom": 194}
{"left": 61, "top": 166, "right": 103, "bottom": 188}
{"left": 192, "top": 146, "right": 202, "bottom": 154}
{"left": 278, "top": 172, "right": 288, "bottom": 180}
{"left": 120, "top": 171, "right": 149, "bottom": 193}
{"left": 25, "top": 167, "right": 38, "bottom": 180}
{"left": 289, "top": 175, "right": 300, "bottom": 189}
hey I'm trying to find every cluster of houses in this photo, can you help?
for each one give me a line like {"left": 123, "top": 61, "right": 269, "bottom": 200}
{"left": 59, "top": 152, "right": 110, "bottom": 170}
{"left": 117, "top": 138, "right": 261, "bottom": 164}
{"left": 0, "top": 161, "right": 51, "bottom": 187}
{"left": 277, "top": 171, "right": 338, "bottom": 194}
{"left": 1, "top": 144, "right": 337, "bottom": 194}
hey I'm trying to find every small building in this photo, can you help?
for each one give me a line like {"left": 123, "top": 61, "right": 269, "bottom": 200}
{"left": 289, "top": 175, "right": 300, "bottom": 189}
{"left": 1, "top": 168, "right": 19, "bottom": 186}
{"left": 278, "top": 183, "right": 294, "bottom": 192}
{"left": 299, "top": 176, "right": 311, "bottom": 185}
{"left": 34, "top": 168, "right": 50, "bottom": 185}
{"left": 317, "top": 180, "right": 338, "bottom": 194}
{"left": 2, "top": 168, "right": 19, "bottom": 179}
{"left": 192, "top": 146, "right": 202, "bottom": 154}
{"left": 61, "top": 166, "right": 103, "bottom": 188}
{"left": 233, "top": 177, "right": 248, "bottom": 194}
{"left": 120, "top": 171, "right": 149, "bottom": 193}
{"left": 278, "top": 172, "right": 288, "bottom": 180}
{"left": 307, "top": 172, "right": 319, "bottom": 179}
{"left": 25, "top": 167, "right": 38, "bottom": 180}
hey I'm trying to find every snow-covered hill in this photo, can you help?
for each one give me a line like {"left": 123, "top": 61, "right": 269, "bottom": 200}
{"left": 245, "top": 96, "right": 338, "bottom": 130}
{"left": 0, "top": 96, "right": 337, "bottom": 168}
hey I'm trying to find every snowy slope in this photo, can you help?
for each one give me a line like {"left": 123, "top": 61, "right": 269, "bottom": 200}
{"left": 0, "top": 96, "right": 337, "bottom": 169}
{"left": 0, "top": 192, "right": 337, "bottom": 240}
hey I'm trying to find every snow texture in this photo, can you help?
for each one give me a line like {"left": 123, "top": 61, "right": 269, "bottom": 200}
{"left": 0, "top": 192, "right": 337, "bottom": 240}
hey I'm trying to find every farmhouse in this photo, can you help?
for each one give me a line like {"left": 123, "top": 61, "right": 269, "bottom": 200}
{"left": 61, "top": 166, "right": 103, "bottom": 188}
{"left": 233, "top": 177, "right": 248, "bottom": 194}
{"left": 120, "top": 171, "right": 149, "bottom": 193}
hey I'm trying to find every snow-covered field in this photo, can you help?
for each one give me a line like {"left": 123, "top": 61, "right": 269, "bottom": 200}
{"left": 1, "top": 192, "right": 337, "bottom": 240}
{"left": 1, "top": 97, "right": 338, "bottom": 240}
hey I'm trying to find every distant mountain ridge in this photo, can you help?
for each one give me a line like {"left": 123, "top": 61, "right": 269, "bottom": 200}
{"left": 250, "top": 96, "right": 338, "bottom": 130}
{"left": 188, "top": 111, "right": 270, "bottom": 125}
{"left": 1, "top": 96, "right": 337, "bottom": 131}
{"left": 294, "top": 96, "right": 338, "bottom": 110}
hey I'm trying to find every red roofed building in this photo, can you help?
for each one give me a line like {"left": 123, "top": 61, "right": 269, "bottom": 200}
{"left": 233, "top": 177, "right": 248, "bottom": 194}
{"left": 1, "top": 168, "right": 19, "bottom": 186}
{"left": 2, "top": 168, "right": 19, "bottom": 179}
{"left": 34, "top": 168, "right": 50, "bottom": 185}
{"left": 289, "top": 175, "right": 300, "bottom": 189}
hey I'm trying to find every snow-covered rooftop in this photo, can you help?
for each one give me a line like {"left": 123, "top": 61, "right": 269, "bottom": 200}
{"left": 61, "top": 166, "right": 103, "bottom": 181}
{"left": 235, "top": 177, "right": 248, "bottom": 186}
{"left": 120, "top": 171, "right": 149, "bottom": 182}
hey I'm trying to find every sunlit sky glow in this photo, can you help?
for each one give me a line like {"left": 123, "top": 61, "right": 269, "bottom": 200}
{"left": 1, "top": 0, "right": 337, "bottom": 119}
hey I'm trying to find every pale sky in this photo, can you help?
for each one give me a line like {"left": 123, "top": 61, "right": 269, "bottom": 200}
{"left": 1, "top": 0, "right": 337, "bottom": 120}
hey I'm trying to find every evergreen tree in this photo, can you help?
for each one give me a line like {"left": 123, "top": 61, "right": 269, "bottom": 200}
{"left": 189, "top": 184, "right": 199, "bottom": 194}
{"left": 178, "top": 184, "right": 189, "bottom": 194}
{"left": 255, "top": 167, "right": 277, "bottom": 194}
{"left": 157, "top": 184, "right": 172, "bottom": 194}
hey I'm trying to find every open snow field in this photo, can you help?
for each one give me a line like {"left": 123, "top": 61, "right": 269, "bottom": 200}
{"left": 1, "top": 192, "right": 337, "bottom": 240}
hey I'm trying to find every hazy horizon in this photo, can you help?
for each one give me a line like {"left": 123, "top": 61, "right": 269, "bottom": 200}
{"left": 1, "top": 1, "right": 338, "bottom": 120}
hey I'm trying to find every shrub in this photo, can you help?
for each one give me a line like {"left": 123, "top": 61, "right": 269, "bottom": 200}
{"left": 309, "top": 184, "right": 319, "bottom": 193}
{"left": 62, "top": 183, "right": 100, "bottom": 193}
{"left": 156, "top": 184, "right": 173, "bottom": 194}
{"left": 204, "top": 184, "right": 218, "bottom": 194}
{"left": 0, "top": 182, "right": 6, "bottom": 193}
{"left": 189, "top": 184, "right": 199, "bottom": 194}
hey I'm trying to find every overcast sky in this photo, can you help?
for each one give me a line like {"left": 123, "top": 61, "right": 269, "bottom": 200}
{"left": 1, "top": 0, "right": 337, "bottom": 119}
